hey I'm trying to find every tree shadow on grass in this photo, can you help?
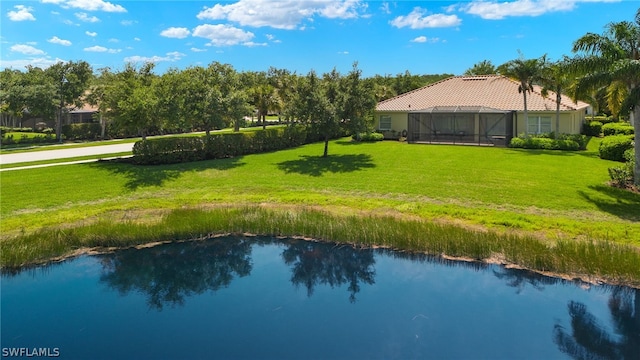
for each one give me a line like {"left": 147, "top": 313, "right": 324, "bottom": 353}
{"left": 277, "top": 154, "right": 375, "bottom": 177}
{"left": 577, "top": 185, "right": 640, "bottom": 221}
{"left": 90, "top": 157, "right": 245, "bottom": 190}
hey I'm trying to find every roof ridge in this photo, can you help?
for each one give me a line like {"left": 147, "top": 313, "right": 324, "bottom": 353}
{"left": 377, "top": 75, "right": 457, "bottom": 105}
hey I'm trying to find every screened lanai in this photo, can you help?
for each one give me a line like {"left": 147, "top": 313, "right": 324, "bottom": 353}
{"left": 407, "top": 106, "right": 514, "bottom": 146}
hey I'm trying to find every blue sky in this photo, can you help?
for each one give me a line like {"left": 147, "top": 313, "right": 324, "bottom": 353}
{"left": 1, "top": 0, "right": 638, "bottom": 76}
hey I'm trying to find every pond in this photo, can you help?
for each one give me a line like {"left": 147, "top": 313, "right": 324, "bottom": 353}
{"left": 1, "top": 236, "right": 638, "bottom": 359}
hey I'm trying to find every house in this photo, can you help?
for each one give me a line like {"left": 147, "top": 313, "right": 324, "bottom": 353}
{"left": 374, "top": 75, "right": 591, "bottom": 146}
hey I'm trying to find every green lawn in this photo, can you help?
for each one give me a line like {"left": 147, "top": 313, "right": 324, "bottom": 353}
{"left": 2, "top": 137, "right": 638, "bottom": 248}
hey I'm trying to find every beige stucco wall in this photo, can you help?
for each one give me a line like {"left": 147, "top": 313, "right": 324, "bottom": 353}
{"left": 513, "top": 110, "right": 586, "bottom": 136}
{"left": 375, "top": 112, "right": 408, "bottom": 134}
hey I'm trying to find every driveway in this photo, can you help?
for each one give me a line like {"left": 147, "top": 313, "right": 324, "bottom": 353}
{"left": 0, "top": 143, "right": 134, "bottom": 165}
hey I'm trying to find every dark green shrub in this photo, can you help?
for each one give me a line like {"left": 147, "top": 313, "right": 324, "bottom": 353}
{"left": 509, "top": 135, "right": 580, "bottom": 151}
{"left": 62, "top": 123, "right": 103, "bottom": 140}
{"left": 602, "top": 122, "right": 634, "bottom": 136}
{"left": 585, "top": 115, "right": 614, "bottom": 124}
{"left": 583, "top": 121, "right": 602, "bottom": 136}
{"left": 608, "top": 148, "right": 636, "bottom": 188}
{"left": 599, "top": 135, "right": 634, "bottom": 162}
{"left": 353, "top": 132, "right": 384, "bottom": 142}
{"left": 133, "top": 126, "right": 310, "bottom": 165}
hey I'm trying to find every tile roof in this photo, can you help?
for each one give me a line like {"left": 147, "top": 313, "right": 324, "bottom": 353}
{"left": 376, "top": 75, "right": 590, "bottom": 112}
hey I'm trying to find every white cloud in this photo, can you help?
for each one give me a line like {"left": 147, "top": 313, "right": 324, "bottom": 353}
{"left": 191, "top": 47, "right": 207, "bottom": 52}
{"left": 121, "top": 20, "right": 136, "bottom": 26}
{"left": 76, "top": 12, "right": 100, "bottom": 22}
{"left": 7, "top": 5, "right": 36, "bottom": 21}
{"left": 134, "top": 37, "right": 141, "bottom": 41}
{"left": 108, "top": 38, "right": 119, "bottom": 43}
{"left": 10, "top": 44, "right": 45, "bottom": 55}
{"left": 47, "top": 0, "right": 126, "bottom": 12}
{"left": 243, "top": 41, "right": 267, "bottom": 47}
{"left": 192, "top": 24, "right": 254, "bottom": 46}
{"left": 196, "top": 0, "right": 367, "bottom": 30}
{"left": 84, "top": 45, "right": 121, "bottom": 53}
{"left": 63, "top": 19, "right": 78, "bottom": 26}
{"left": 337, "top": 51, "right": 349, "bottom": 55}
{"left": 124, "top": 51, "right": 185, "bottom": 63}
{"left": 86, "top": 31, "right": 97, "bottom": 36}
{"left": 380, "top": 2, "right": 391, "bottom": 14}
{"left": 411, "top": 36, "right": 441, "bottom": 43}
{"left": 461, "top": 0, "right": 578, "bottom": 20}
{"left": 319, "top": 0, "right": 365, "bottom": 19}
{"left": 48, "top": 36, "right": 72, "bottom": 46}
{"left": 391, "top": 7, "right": 461, "bottom": 28}
{"left": 160, "top": 27, "right": 191, "bottom": 39}
{"left": 0, "top": 57, "right": 65, "bottom": 70}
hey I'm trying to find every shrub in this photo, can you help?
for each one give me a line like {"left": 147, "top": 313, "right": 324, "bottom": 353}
{"left": 608, "top": 148, "right": 636, "bottom": 188}
{"left": 585, "top": 115, "right": 614, "bottom": 124}
{"left": 602, "top": 123, "right": 634, "bottom": 136}
{"left": 352, "top": 132, "right": 384, "bottom": 142}
{"left": 62, "top": 123, "right": 103, "bottom": 140}
{"left": 599, "top": 135, "right": 634, "bottom": 162}
{"left": 133, "top": 126, "right": 309, "bottom": 165}
{"left": 508, "top": 134, "right": 581, "bottom": 151}
{"left": 582, "top": 121, "right": 602, "bottom": 137}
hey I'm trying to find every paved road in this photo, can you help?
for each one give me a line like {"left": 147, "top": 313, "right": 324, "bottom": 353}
{"left": 0, "top": 143, "right": 134, "bottom": 165}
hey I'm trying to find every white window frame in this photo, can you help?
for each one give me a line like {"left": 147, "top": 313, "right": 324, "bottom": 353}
{"left": 379, "top": 115, "right": 392, "bottom": 131}
{"left": 527, "top": 116, "right": 552, "bottom": 134}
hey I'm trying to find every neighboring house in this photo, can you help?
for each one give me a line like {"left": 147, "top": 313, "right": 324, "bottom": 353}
{"left": 375, "top": 75, "right": 590, "bottom": 146}
{"left": 20, "top": 103, "right": 99, "bottom": 130}
{"left": 68, "top": 103, "right": 99, "bottom": 124}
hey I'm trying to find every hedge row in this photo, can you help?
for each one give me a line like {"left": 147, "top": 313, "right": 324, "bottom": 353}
{"left": 599, "top": 134, "right": 635, "bottom": 162}
{"left": 602, "top": 122, "right": 634, "bottom": 136}
{"left": 62, "top": 123, "right": 103, "bottom": 141}
{"left": 132, "top": 126, "right": 308, "bottom": 165}
{"left": 509, "top": 134, "right": 587, "bottom": 151}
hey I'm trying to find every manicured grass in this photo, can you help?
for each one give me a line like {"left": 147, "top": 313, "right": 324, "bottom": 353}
{"left": 1, "top": 137, "right": 639, "bottom": 281}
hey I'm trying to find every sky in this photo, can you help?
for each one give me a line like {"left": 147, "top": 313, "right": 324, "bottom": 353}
{"left": 1, "top": 0, "right": 638, "bottom": 77}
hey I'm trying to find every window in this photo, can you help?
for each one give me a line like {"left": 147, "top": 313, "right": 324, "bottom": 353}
{"left": 379, "top": 115, "right": 392, "bottom": 131}
{"left": 527, "top": 116, "right": 552, "bottom": 134}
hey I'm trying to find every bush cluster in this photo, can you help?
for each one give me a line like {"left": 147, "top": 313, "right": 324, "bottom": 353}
{"left": 352, "top": 132, "right": 384, "bottom": 142}
{"left": 62, "top": 123, "right": 103, "bottom": 141}
{"left": 582, "top": 121, "right": 603, "bottom": 136}
{"left": 602, "top": 122, "right": 634, "bottom": 136}
{"left": 509, "top": 133, "right": 587, "bottom": 151}
{"left": 599, "top": 134, "right": 634, "bottom": 162}
{"left": 608, "top": 148, "right": 636, "bottom": 188}
{"left": 132, "top": 126, "right": 308, "bottom": 165}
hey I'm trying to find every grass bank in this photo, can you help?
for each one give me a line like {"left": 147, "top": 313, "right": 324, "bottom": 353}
{"left": 2, "top": 206, "right": 639, "bottom": 287}
{"left": 1, "top": 138, "right": 639, "bottom": 284}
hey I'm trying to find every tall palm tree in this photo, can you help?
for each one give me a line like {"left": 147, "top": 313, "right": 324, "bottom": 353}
{"left": 498, "top": 54, "right": 545, "bottom": 136}
{"left": 572, "top": 9, "right": 640, "bottom": 186}
{"left": 540, "top": 57, "right": 573, "bottom": 138}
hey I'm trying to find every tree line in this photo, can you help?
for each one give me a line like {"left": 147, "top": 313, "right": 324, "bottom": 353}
{"left": 0, "top": 9, "right": 638, "bottom": 179}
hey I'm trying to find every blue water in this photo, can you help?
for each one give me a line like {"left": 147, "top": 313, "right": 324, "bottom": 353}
{"left": 2, "top": 236, "right": 638, "bottom": 359}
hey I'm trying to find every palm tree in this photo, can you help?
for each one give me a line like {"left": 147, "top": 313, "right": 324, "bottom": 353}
{"left": 539, "top": 57, "right": 573, "bottom": 138}
{"left": 498, "top": 54, "right": 545, "bottom": 136}
{"left": 572, "top": 9, "right": 640, "bottom": 186}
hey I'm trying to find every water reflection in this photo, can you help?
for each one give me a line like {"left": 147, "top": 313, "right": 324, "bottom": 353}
{"left": 99, "top": 237, "right": 253, "bottom": 310}
{"left": 554, "top": 288, "right": 640, "bottom": 359}
{"left": 3, "top": 236, "right": 639, "bottom": 358}
{"left": 282, "top": 240, "right": 375, "bottom": 303}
